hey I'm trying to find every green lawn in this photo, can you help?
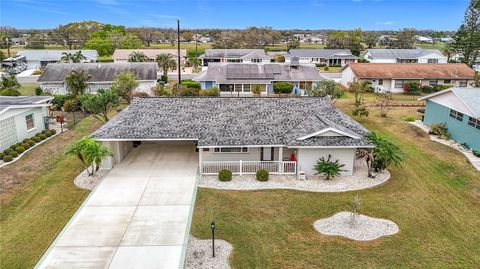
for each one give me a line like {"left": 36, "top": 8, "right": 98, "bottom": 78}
{"left": 191, "top": 99, "right": 480, "bottom": 268}
{"left": 0, "top": 116, "right": 102, "bottom": 269}
{"left": 18, "top": 82, "right": 40, "bottom": 96}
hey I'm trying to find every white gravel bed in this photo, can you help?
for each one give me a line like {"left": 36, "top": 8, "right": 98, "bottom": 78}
{"left": 199, "top": 160, "right": 390, "bottom": 193}
{"left": 73, "top": 168, "right": 110, "bottom": 190}
{"left": 409, "top": 120, "right": 480, "bottom": 171}
{"left": 184, "top": 235, "right": 233, "bottom": 269}
{"left": 314, "top": 211, "right": 399, "bottom": 241}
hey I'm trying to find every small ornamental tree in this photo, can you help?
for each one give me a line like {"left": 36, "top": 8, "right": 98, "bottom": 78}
{"left": 402, "top": 81, "right": 420, "bottom": 95}
{"left": 65, "top": 137, "right": 112, "bottom": 177}
{"left": 349, "top": 194, "right": 362, "bottom": 227}
{"left": 80, "top": 89, "right": 120, "bottom": 123}
{"left": 307, "top": 80, "right": 344, "bottom": 102}
{"left": 64, "top": 69, "right": 91, "bottom": 97}
{"left": 111, "top": 71, "right": 139, "bottom": 104}
{"left": 366, "top": 132, "right": 405, "bottom": 173}
{"left": 314, "top": 155, "right": 345, "bottom": 180}
{"left": 273, "top": 82, "right": 293, "bottom": 94}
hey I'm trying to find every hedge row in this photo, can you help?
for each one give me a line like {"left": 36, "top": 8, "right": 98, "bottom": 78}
{"left": 0, "top": 129, "right": 57, "bottom": 162}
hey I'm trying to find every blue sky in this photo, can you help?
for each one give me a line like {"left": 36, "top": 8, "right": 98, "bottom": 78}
{"left": 1, "top": 0, "right": 469, "bottom": 30}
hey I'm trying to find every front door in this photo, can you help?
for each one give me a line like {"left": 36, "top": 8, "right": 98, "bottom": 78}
{"left": 261, "top": 147, "right": 273, "bottom": 161}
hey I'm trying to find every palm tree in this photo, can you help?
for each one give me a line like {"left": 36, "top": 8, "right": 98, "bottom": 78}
{"left": 156, "top": 53, "right": 177, "bottom": 76}
{"left": 128, "top": 51, "right": 149, "bottom": 62}
{"left": 65, "top": 137, "right": 112, "bottom": 177}
{"left": 64, "top": 69, "right": 91, "bottom": 96}
{"left": 61, "top": 51, "right": 86, "bottom": 63}
{"left": 314, "top": 155, "right": 345, "bottom": 180}
{"left": 366, "top": 132, "right": 405, "bottom": 174}
{"left": 60, "top": 52, "right": 74, "bottom": 63}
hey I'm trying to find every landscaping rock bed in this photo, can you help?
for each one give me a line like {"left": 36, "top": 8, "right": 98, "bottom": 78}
{"left": 314, "top": 211, "right": 399, "bottom": 241}
{"left": 200, "top": 160, "right": 390, "bottom": 192}
{"left": 185, "top": 236, "right": 233, "bottom": 269}
{"left": 409, "top": 120, "right": 480, "bottom": 171}
{"left": 74, "top": 168, "right": 110, "bottom": 190}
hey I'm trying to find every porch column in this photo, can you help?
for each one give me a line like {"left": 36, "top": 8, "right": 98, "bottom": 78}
{"left": 278, "top": 147, "right": 283, "bottom": 174}
{"left": 198, "top": 148, "right": 203, "bottom": 175}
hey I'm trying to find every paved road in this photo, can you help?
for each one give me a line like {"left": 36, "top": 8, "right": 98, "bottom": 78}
{"left": 36, "top": 143, "right": 199, "bottom": 269}
{"left": 319, "top": 72, "right": 342, "bottom": 82}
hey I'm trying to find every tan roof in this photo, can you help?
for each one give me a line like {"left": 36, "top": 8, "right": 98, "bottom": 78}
{"left": 113, "top": 49, "right": 187, "bottom": 60}
{"left": 347, "top": 63, "right": 475, "bottom": 79}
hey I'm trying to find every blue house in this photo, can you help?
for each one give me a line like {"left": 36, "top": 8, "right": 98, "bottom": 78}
{"left": 419, "top": 88, "right": 480, "bottom": 151}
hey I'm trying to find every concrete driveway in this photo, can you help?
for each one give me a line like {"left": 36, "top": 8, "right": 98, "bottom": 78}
{"left": 36, "top": 143, "right": 199, "bottom": 269}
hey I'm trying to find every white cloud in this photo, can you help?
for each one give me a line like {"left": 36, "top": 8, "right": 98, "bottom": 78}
{"left": 375, "top": 21, "right": 396, "bottom": 25}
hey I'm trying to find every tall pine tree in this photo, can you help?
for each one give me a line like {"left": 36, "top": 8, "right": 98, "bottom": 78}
{"left": 453, "top": 0, "right": 480, "bottom": 67}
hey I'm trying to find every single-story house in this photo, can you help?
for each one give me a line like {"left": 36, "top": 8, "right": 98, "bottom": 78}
{"left": 419, "top": 88, "right": 480, "bottom": 151}
{"left": 193, "top": 63, "right": 325, "bottom": 95}
{"left": 199, "top": 49, "right": 271, "bottom": 66}
{"left": 363, "top": 48, "right": 448, "bottom": 64}
{"left": 286, "top": 49, "right": 358, "bottom": 66}
{"left": 341, "top": 63, "right": 476, "bottom": 93}
{"left": 92, "top": 97, "right": 374, "bottom": 176}
{"left": 37, "top": 63, "right": 158, "bottom": 94}
{"left": 16, "top": 50, "right": 98, "bottom": 69}
{"left": 0, "top": 96, "right": 53, "bottom": 151}
{"left": 112, "top": 49, "right": 187, "bottom": 66}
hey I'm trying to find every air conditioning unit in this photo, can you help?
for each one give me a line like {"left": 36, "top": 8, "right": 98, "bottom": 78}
{"left": 298, "top": 171, "right": 306, "bottom": 180}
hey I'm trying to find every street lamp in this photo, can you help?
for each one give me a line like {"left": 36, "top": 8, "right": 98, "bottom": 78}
{"left": 211, "top": 220, "right": 216, "bottom": 258}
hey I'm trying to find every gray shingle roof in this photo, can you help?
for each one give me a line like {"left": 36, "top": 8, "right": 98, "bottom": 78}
{"left": 364, "top": 48, "right": 444, "bottom": 59}
{"left": 92, "top": 97, "right": 373, "bottom": 148}
{"left": 194, "top": 63, "right": 325, "bottom": 83}
{"left": 288, "top": 49, "right": 358, "bottom": 59}
{"left": 37, "top": 63, "right": 158, "bottom": 83}
{"left": 16, "top": 50, "right": 98, "bottom": 61}
{"left": 453, "top": 88, "right": 480, "bottom": 117}
{"left": 0, "top": 96, "right": 53, "bottom": 114}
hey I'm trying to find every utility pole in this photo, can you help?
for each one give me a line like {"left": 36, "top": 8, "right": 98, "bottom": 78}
{"left": 6, "top": 37, "right": 11, "bottom": 57}
{"left": 195, "top": 34, "right": 198, "bottom": 69}
{"left": 177, "top": 19, "right": 181, "bottom": 96}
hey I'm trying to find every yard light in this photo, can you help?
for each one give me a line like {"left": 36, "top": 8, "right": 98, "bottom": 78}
{"left": 211, "top": 220, "right": 216, "bottom": 257}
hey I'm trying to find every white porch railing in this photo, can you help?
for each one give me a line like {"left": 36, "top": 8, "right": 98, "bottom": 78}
{"left": 201, "top": 161, "right": 297, "bottom": 175}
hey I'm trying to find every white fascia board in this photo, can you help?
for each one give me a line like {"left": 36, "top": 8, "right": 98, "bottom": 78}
{"left": 297, "top": 127, "right": 360, "bottom": 140}
{"left": 198, "top": 144, "right": 286, "bottom": 148}
{"left": 94, "top": 138, "right": 198, "bottom": 142}
{"left": 289, "top": 145, "right": 375, "bottom": 149}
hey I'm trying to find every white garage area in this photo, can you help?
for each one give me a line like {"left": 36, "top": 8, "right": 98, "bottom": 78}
{"left": 36, "top": 142, "right": 199, "bottom": 269}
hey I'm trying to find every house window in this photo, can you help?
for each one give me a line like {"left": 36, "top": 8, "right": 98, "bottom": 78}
{"left": 243, "top": 84, "right": 251, "bottom": 92}
{"left": 449, "top": 109, "right": 463, "bottom": 121}
{"left": 394, "top": 80, "right": 404, "bottom": 88}
{"left": 25, "top": 114, "right": 34, "bottom": 130}
{"left": 234, "top": 84, "right": 242, "bottom": 92}
{"left": 378, "top": 79, "right": 383, "bottom": 85}
{"left": 427, "top": 59, "right": 439, "bottom": 63}
{"left": 429, "top": 80, "right": 438, "bottom": 86}
{"left": 459, "top": 80, "right": 468, "bottom": 87}
{"left": 251, "top": 59, "right": 261, "bottom": 63}
{"left": 444, "top": 79, "right": 451, "bottom": 84}
{"left": 214, "top": 147, "right": 249, "bottom": 153}
{"left": 468, "top": 117, "right": 480, "bottom": 130}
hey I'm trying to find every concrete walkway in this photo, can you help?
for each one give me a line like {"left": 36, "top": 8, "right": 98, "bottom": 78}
{"left": 36, "top": 143, "right": 199, "bottom": 269}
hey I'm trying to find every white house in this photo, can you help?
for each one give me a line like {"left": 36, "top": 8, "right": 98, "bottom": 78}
{"left": 0, "top": 96, "right": 53, "bottom": 151}
{"left": 16, "top": 50, "right": 98, "bottom": 69}
{"left": 92, "top": 97, "right": 374, "bottom": 177}
{"left": 112, "top": 49, "right": 187, "bottom": 67}
{"left": 193, "top": 63, "right": 325, "bottom": 95}
{"left": 198, "top": 49, "right": 272, "bottom": 66}
{"left": 341, "top": 63, "right": 476, "bottom": 93}
{"left": 286, "top": 49, "right": 358, "bottom": 66}
{"left": 37, "top": 63, "right": 158, "bottom": 95}
{"left": 363, "top": 48, "right": 447, "bottom": 64}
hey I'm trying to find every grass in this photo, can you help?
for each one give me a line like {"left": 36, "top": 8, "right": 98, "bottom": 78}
{"left": 190, "top": 97, "right": 480, "bottom": 268}
{"left": 319, "top": 66, "right": 342, "bottom": 73}
{"left": 0, "top": 116, "right": 103, "bottom": 269}
{"left": 150, "top": 42, "right": 212, "bottom": 50}
{"left": 18, "top": 82, "right": 40, "bottom": 96}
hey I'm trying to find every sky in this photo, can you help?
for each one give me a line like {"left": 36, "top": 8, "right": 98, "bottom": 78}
{"left": 0, "top": 0, "right": 470, "bottom": 30}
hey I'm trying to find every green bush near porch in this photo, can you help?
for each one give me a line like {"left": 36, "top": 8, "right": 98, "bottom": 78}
{"left": 218, "top": 169, "right": 232, "bottom": 181}
{"left": 256, "top": 169, "right": 269, "bottom": 181}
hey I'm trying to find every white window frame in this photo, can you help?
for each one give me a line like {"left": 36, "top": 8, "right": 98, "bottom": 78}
{"left": 213, "top": 147, "right": 249, "bottom": 153}
{"left": 25, "top": 114, "right": 35, "bottom": 131}
{"left": 427, "top": 59, "right": 439, "bottom": 63}
{"left": 429, "top": 80, "right": 438, "bottom": 86}
{"left": 449, "top": 109, "right": 463, "bottom": 121}
{"left": 468, "top": 117, "right": 480, "bottom": 130}
{"left": 459, "top": 80, "right": 468, "bottom": 87}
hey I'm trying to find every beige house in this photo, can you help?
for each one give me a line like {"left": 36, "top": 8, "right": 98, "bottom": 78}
{"left": 112, "top": 49, "right": 187, "bottom": 67}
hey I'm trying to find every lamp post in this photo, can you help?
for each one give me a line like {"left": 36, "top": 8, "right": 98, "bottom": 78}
{"left": 211, "top": 220, "right": 216, "bottom": 258}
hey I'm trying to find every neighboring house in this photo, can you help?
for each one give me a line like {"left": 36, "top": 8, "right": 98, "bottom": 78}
{"left": 112, "top": 49, "right": 187, "bottom": 67}
{"left": 286, "top": 49, "right": 358, "bottom": 66}
{"left": 193, "top": 63, "right": 324, "bottom": 95}
{"left": 16, "top": 50, "right": 98, "bottom": 69}
{"left": 198, "top": 49, "right": 271, "bottom": 66}
{"left": 92, "top": 97, "right": 374, "bottom": 177}
{"left": 341, "top": 63, "right": 476, "bottom": 93}
{"left": 419, "top": 88, "right": 480, "bottom": 151}
{"left": 0, "top": 96, "right": 53, "bottom": 151}
{"left": 363, "top": 48, "right": 448, "bottom": 63}
{"left": 10, "top": 37, "right": 27, "bottom": 45}
{"left": 415, "top": 35, "right": 434, "bottom": 43}
{"left": 37, "top": 63, "right": 158, "bottom": 94}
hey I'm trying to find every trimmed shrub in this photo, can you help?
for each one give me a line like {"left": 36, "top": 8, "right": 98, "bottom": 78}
{"left": 45, "top": 131, "right": 53, "bottom": 137}
{"left": 15, "top": 146, "right": 25, "bottom": 154}
{"left": 49, "top": 129, "right": 57, "bottom": 135}
{"left": 26, "top": 139, "right": 35, "bottom": 147}
{"left": 404, "top": 115, "right": 416, "bottom": 122}
{"left": 0, "top": 152, "right": 4, "bottom": 160}
{"left": 316, "top": 63, "right": 327, "bottom": 68}
{"left": 3, "top": 155, "right": 13, "bottom": 162}
{"left": 37, "top": 133, "right": 47, "bottom": 140}
{"left": 23, "top": 138, "right": 30, "bottom": 143}
{"left": 256, "top": 169, "right": 269, "bottom": 182}
{"left": 32, "top": 136, "right": 41, "bottom": 143}
{"left": 273, "top": 82, "right": 293, "bottom": 94}
{"left": 180, "top": 86, "right": 200, "bottom": 96}
{"left": 0, "top": 89, "right": 21, "bottom": 96}
{"left": 4, "top": 149, "right": 14, "bottom": 156}
{"left": 35, "top": 86, "right": 44, "bottom": 96}
{"left": 218, "top": 169, "right": 232, "bottom": 182}
{"left": 21, "top": 143, "right": 30, "bottom": 149}
{"left": 160, "top": 75, "right": 168, "bottom": 84}
{"left": 10, "top": 151, "right": 18, "bottom": 158}
{"left": 323, "top": 66, "right": 329, "bottom": 71}
{"left": 10, "top": 144, "right": 18, "bottom": 150}
{"left": 420, "top": 86, "right": 434, "bottom": 93}
{"left": 182, "top": 79, "right": 201, "bottom": 89}
{"left": 199, "top": 86, "right": 220, "bottom": 97}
